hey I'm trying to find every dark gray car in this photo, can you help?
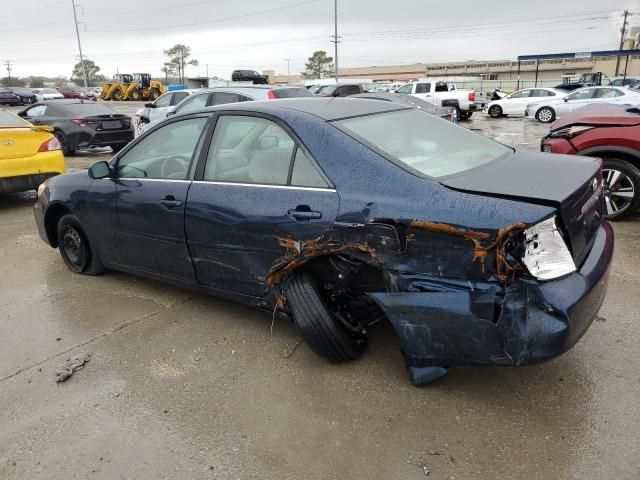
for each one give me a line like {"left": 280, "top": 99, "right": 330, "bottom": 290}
{"left": 351, "top": 92, "right": 458, "bottom": 123}
{"left": 18, "top": 100, "right": 134, "bottom": 155}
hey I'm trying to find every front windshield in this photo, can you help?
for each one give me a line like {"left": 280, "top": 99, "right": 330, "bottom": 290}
{"left": 318, "top": 85, "right": 336, "bottom": 94}
{"left": 337, "top": 109, "right": 510, "bottom": 179}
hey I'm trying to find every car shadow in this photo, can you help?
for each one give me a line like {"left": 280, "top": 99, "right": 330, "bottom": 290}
{"left": 0, "top": 191, "right": 36, "bottom": 211}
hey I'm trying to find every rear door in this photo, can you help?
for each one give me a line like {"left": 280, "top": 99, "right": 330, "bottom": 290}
{"left": 113, "top": 115, "right": 209, "bottom": 281}
{"left": 186, "top": 113, "right": 338, "bottom": 297}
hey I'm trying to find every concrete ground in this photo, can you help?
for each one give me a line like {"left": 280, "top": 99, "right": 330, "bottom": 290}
{"left": 1, "top": 102, "right": 639, "bottom": 480}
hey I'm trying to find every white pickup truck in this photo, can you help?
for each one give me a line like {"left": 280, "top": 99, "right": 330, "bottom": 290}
{"left": 395, "top": 81, "right": 486, "bottom": 120}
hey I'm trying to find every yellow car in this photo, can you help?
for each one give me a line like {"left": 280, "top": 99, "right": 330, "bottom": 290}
{"left": 0, "top": 108, "right": 65, "bottom": 193}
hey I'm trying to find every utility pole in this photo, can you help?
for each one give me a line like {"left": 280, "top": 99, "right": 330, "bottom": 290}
{"left": 71, "top": 0, "right": 88, "bottom": 87}
{"left": 330, "top": 0, "right": 339, "bottom": 83}
{"left": 615, "top": 9, "right": 630, "bottom": 76}
{"left": 285, "top": 58, "right": 291, "bottom": 85}
{"left": 3, "top": 60, "right": 13, "bottom": 85}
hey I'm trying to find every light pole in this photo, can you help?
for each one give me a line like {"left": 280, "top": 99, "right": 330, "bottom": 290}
{"left": 285, "top": 58, "right": 291, "bottom": 85}
{"left": 331, "top": 0, "right": 339, "bottom": 83}
{"left": 71, "top": 0, "right": 88, "bottom": 87}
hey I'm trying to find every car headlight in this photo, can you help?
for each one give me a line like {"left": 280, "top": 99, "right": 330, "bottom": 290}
{"left": 522, "top": 216, "right": 576, "bottom": 280}
{"left": 546, "top": 125, "right": 594, "bottom": 139}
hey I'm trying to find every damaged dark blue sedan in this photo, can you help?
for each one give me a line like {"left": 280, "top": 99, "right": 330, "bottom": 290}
{"left": 34, "top": 98, "right": 613, "bottom": 385}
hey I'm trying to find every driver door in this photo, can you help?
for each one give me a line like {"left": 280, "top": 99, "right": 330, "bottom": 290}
{"left": 502, "top": 89, "right": 531, "bottom": 114}
{"left": 113, "top": 115, "right": 209, "bottom": 282}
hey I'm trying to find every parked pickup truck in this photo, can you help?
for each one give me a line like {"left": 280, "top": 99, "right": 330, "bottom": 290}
{"left": 395, "top": 81, "right": 486, "bottom": 119}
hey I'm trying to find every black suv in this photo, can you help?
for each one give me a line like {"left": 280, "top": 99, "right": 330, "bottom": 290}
{"left": 231, "top": 70, "right": 269, "bottom": 85}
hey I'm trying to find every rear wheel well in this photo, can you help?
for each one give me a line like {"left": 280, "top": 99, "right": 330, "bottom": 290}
{"left": 582, "top": 150, "right": 640, "bottom": 170}
{"left": 44, "top": 203, "right": 72, "bottom": 247}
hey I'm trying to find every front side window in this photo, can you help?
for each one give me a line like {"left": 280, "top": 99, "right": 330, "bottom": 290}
{"left": 117, "top": 117, "right": 207, "bottom": 180}
{"left": 566, "top": 88, "right": 596, "bottom": 101}
{"left": 396, "top": 84, "right": 413, "bottom": 94}
{"left": 176, "top": 93, "right": 209, "bottom": 114}
{"left": 337, "top": 109, "right": 510, "bottom": 179}
{"left": 154, "top": 93, "right": 172, "bottom": 108}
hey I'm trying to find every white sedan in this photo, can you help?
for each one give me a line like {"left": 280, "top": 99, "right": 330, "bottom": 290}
{"left": 484, "top": 88, "right": 567, "bottom": 118}
{"left": 30, "top": 88, "right": 63, "bottom": 102}
{"left": 525, "top": 86, "right": 640, "bottom": 123}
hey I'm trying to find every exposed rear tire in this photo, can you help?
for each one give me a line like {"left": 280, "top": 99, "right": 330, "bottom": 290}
{"left": 283, "top": 270, "right": 366, "bottom": 363}
{"left": 130, "top": 90, "right": 142, "bottom": 101}
{"left": 112, "top": 89, "right": 123, "bottom": 101}
{"left": 54, "top": 130, "right": 74, "bottom": 156}
{"left": 459, "top": 111, "right": 473, "bottom": 120}
{"left": 535, "top": 107, "right": 555, "bottom": 123}
{"left": 488, "top": 105, "right": 503, "bottom": 118}
{"left": 57, "top": 214, "right": 104, "bottom": 275}
{"left": 149, "top": 88, "right": 160, "bottom": 100}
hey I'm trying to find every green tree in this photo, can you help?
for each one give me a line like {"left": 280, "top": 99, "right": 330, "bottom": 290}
{"left": 304, "top": 50, "right": 334, "bottom": 79}
{"left": 1, "top": 76, "right": 25, "bottom": 86}
{"left": 28, "top": 76, "right": 46, "bottom": 88}
{"left": 71, "top": 59, "right": 105, "bottom": 86}
{"left": 163, "top": 44, "right": 199, "bottom": 84}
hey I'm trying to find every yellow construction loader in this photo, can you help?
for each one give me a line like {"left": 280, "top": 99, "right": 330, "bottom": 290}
{"left": 101, "top": 74, "right": 132, "bottom": 101}
{"left": 123, "top": 73, "right": 164, "bottom": 101}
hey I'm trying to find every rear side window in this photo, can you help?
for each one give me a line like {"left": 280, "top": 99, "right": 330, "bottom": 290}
{"left": 171, "top": 91, "right": 189, "bottom": 105}
{"left": 270, "top": 88, "right": 314, "bottom": 99}
{"left": 415, "top": 83, "right": 430, "bottom": 94}
{"left": 176, "top": 93, "right": 209, "bottom": 113}
{"left": 340, "top": 86, "right": 362, "bottom": 96}
{"left": 531, "top": 89, "right": 553, "bottom": 97}
{"left": 25, "top": 105, "right": 48, "bottom": 117}
{"left": 567, "top": 89, "right": 597, "bottom": 101}
{"left": 290, "top": 149, "right": 328, "bottom": 188}
{"left": 212, "top": 92, "right": 241, "bottom": 105}
{"left": 596, "top": 88, "right": 623, "bottom": 98}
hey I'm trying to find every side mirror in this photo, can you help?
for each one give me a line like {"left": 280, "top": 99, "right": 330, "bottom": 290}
{"left": 166, "top": 110, "right": 176, "bottom": 117}
{"left": 17, "top": 111, "right": 27, "bottom": 117}
{"left": 145, "top": 103, "right": 155, "bottom": 108}
{"left": 564, "top": 98, "right": 569, "bottom": 102}
{"left": 88, "top": 161, "right": 111, "bottom": 179}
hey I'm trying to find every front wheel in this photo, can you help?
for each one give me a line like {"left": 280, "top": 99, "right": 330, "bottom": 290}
{"left": 283, "top": 270, "right": 366, "bottom": 362}
{"left": 536, "top": 107, "right": 555, "bottom": 123}
{"left": 57, "top": 214, "right": 104, "bottom": 275}
{"left": 488, "top": 105, "right": 503, "bottom": 118}
{"left": 130, "top": 90, "right": 142, "bottom": 101}
{"left": 600, "top": 158, "right": 640, "bottom": 221}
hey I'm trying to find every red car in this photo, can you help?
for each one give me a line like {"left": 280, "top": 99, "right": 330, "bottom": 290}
{"left": 541, "top": 103, "right": 640, "bottom": 220}
{"left": 57, "top": 86, "right": 96, "bottom": 101}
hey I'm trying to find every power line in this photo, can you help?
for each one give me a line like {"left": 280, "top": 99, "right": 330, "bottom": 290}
{"left": 85, "top": 0, "right": 220, "bottom": 16}
{"left": 88, "top": 0, "right": 320, "bottom": 33}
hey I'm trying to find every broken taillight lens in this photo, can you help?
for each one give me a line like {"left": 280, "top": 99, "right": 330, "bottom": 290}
{"left": 521, "top": 216, "right": 576, "bottom": 281}
{"left": 547, "top": 125, "right": 594, "bottom": 139}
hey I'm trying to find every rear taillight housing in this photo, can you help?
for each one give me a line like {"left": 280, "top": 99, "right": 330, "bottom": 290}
{"left": 71, "top": 119, "right": 97, "bottom": 127}
{"left": 468, "top": 92, "right": 476, "bottom": 102}
{"left": 38, "top": 137, "right": 61, "bottom": 152}
{"left": 267, "top": 90, "right": 276, "bottom": 100}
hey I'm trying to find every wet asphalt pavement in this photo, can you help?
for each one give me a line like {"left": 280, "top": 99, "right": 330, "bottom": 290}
{"left": 1, "top": 102, "right": 639, "bottom": 479}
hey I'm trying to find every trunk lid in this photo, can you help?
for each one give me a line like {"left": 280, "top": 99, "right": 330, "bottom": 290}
{"left": 0, "top": 127, "right": 53, "bottom": 160}
{"left": 441, "top": 150, "right": 603, "bottom": 266}
{"left": 84, "top": 114, "right": 131, "bottom": 131}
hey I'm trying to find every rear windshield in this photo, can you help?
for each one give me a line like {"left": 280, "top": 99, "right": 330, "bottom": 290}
{"left": 336, "top": 109, "right": 510, "bottom": 179}
{"left": 63, "top": 103, "right": 116, "bottom": 116}
{"left": 271, "top": 88, "right": 314, "bottom": 99}
{"left": 0, "top": 110, "right": 29, "bottom": 127}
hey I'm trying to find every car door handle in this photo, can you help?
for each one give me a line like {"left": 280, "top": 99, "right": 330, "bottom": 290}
{"left": 160, "top": 196, "right": 183, "bottom": 209}
{"left": 288, "top": 207, "right": 322, "bottom": 221}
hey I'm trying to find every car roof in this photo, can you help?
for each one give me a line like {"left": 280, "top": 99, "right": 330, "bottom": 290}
{"left": 200, "top": 97, "right": 409, "bottom": 121}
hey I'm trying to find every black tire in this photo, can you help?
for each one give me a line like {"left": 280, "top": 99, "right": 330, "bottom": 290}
{"left": 54, "top": 130, "right": 75, "bottom": 156}
{"left": 599, "top": 158, "right": 640, "bottom": 221}
{"left": 112, "top": 89, "right": 123, "bottom": 101}
{"left": 284, "top": 271, "right": 366, "bottom": 362}
{"left": 488, "top": 105, "right": 503, "bottom": 118}
{"left": 452, "top": 105, "right": 461, "bottom": 121}
{"left": 148, "top": 88, "right": 160, "bottom": 100}
{"left": 57, "top": 214, "right": 104, "bottom": 275}
{"left": 130, "top": 90, "right": 141, "bottom": 101}
{"left": 535, "top": 106, "right": 555, "bottom": 123}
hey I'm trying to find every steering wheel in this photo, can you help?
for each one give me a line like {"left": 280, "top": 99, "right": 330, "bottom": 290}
{"left": 121, "top": 165, "right": 147, "bottom": 177}
{"left": 160, "top": 154, "right": 190, "bottom": 179}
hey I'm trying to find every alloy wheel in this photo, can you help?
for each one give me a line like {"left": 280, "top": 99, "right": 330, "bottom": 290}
{"left": 536, "top": 108, "right": 554, "bottom": 123}
{"left": 603, "top": 167, "right": 636, "bottom": 216}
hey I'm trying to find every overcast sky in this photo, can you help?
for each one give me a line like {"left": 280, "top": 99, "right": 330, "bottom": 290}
{"left": 1, "top": 0, "right": 637, "bottom": 80}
